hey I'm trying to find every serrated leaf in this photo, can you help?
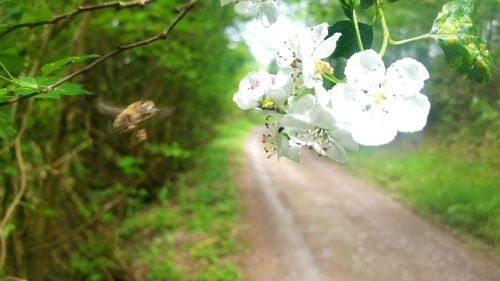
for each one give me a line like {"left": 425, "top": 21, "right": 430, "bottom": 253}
{"left": 328, "top": 20, "right": 373, "bottom": 59}
{"left": 0, "top": 107, "right": 16, "bottom": 141}
{"left": 41, "top": 54, "right": 99, "bottom": 76}
{"left": 430, "top": 0, "right": 492, "bottom": 83}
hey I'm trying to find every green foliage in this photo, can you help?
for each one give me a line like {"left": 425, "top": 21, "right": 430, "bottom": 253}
{"left": 145, "top": 142, "right": 191, "bottom": 158}
{"left": 13, "top": 76, "right": 91, "bottom": 98}
{"left": 430, "top": 0, "right": 493, "bottom": 83}
{"left": 41, "top": 54, "right": 99, "bottom": 76}
{"left": 348, "top": 141, "right": 500, "bottom": 251}
{"left": 117, "top": 155, "right": 144, "bottom": 176}
{"left": 328, "top": 20, "right": 373, "bottom": 58}
{"left": 120, "top": 119, "right": 255, "bottom": 280}
{"left": 0, "top": 107, "right": 15, "bottom": 141}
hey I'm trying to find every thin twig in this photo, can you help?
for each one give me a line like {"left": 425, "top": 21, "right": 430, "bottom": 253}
{"left": 0, "top": 0, "right": 155, "bottom": 38}
{"left": 0, "top": 0, "right": 198, "bottom": 107}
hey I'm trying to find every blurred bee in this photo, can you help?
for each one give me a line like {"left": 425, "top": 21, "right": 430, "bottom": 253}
{"left": 98, "top": 100, "right": 173, "bottom": 143}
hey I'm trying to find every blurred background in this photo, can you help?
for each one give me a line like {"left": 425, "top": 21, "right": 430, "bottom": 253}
{"left": 0, "top": 0, "right": 498, "bottom": 280}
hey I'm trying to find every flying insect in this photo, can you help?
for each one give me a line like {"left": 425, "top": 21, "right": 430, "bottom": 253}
{"left": 98, "top": 100, "right": 173, "bottom": 143}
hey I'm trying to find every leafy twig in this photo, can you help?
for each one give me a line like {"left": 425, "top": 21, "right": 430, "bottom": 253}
{"left": 0, "top": 0, "right": 155, "bottom": 38}
{"left": 0, "top": 0, "right": 199, "bottom": 107}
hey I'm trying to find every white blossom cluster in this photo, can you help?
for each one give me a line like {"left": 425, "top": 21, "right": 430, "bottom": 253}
{"left": 222, "top": 3, "right": 431, "bottom": 163}
{"left": 221, "top": 0, "right": 281, "bottom": 27}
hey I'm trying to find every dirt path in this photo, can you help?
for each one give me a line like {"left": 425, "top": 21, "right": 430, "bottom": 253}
{"left": 236, "top": 129, "right": 500, "bottom": 281}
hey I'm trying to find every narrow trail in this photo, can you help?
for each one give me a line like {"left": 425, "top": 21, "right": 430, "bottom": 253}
{"left": 236, "top": 129, "right": 500, "bottom": 281}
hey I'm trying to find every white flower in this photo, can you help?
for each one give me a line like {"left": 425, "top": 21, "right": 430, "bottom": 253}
{"left": 233, "top": 70, "right": 273, "bottom": 110}
{"left": 331, "top": 49, "right": 431, "bottom": 146}
{"left": 277, "top": 23, "right": 341, "bottom": 89}
{"left": 280, "top": 93, "right": 358, "bottom": 162}
{"left": 233, "top": 70, "right": 292, "bottom": 111}
{"left": 221, "top": 0, "right": 280, "bottom": 27}
{"left": 263, "top": 118, "right": 302, "bottom": 162}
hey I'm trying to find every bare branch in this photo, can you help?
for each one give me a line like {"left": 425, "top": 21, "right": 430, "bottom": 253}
{"left": 0, "top": 0, "right": 155, "bottom": 38}
{"left": 0, "top": 0, "right": 199, "bottom": 107}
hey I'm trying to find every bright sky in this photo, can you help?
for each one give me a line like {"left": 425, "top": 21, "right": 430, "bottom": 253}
{"left": 239, "top": 13, "right": 305, "bottom": 65}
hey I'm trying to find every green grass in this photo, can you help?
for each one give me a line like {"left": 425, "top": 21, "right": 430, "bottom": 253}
{"left": 347, "top": 139, "right": 500, "bottom": 253}
{"left": 119, "top": 118, "right": 256, "bottom": 281}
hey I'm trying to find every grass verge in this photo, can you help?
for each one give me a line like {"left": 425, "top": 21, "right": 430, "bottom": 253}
{"left": 346, "top": 138, "right": 500, "bottom": 254}
{"left": 119, "top": 118, "right": 256, "bottom": 280}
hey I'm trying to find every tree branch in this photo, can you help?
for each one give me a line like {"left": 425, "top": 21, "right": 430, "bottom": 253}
{"left": 0, "top": 0, "right": 198, "bottom": 107}
{"left": 0, "top": 0, "right": 155, "bottom": 38}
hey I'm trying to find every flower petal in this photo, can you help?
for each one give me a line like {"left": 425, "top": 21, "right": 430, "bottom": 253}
{"left": 220, "top": 0, "right": 234, "bottom": 6}
{"left": 324, "top": 141, "right": 349, "bottom": 163}
{"left": 330, "top": 125, "right": 358, "bottom": 151}
{"left": 233, "top": 91, "right": 260, "bottom": 110}
{"left": 314, "top": 32, "right": 341, "bottom": 59}
{"left": 329, "top": 83, "right": 367, "bottom": 124}
{"left": 314, "top": 84, "right": 330, "bottom": 107}
{"left": 260, "top": 2, "right": 279, "bottom": 27}
{"left": 345, "top": 49, "right": 386, "bottom": 94}
{"left": 277, "top": 134, "right": 301, "bottom": 162}
{"left": 302, "top": 56, "right": 316, "bottom": 88}
{"left": 234, "top": 1, "right": 259, "bottom": 16}
{"left": 280, "top": 113, "right": 311, "bottom": 129}
{"left": 276, "top": 37, "right": 297, "bottom": 68}
{"left": 310, "top": 106, "right": 336, "bottom": 130}
{"left": 289, "top": 94, "right": 316, "bottom": 115}
{"left": 351, "top": 107, "right": 398, "bottom": 146}
{"left": 391, "top": 93, "right": 431, "bottom": 133}
{"left": 385, "top": 58, "right": 429, "bottom": 97}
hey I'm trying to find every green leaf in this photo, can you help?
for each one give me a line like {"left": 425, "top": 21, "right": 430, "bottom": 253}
{"left": 15, "top": 76, "right": 39, "bottom": 89}
{"left": 49, "top": 81, "right": 92, "bottom": 97}
{"left": 386, "top": 0, "right": 400, "bottom": 2}
{"left": 0, "top": 107, "right": 16, "bottom": 141}
{"left": 360, "top": 0, "right": 374, "bottom": 9}
{"left": 11, "top": 76, "right": 92, "bottom": 99}
{"left": 338, "top": 0, "right": 359, "bottom": 19}
{"left": 328, "top": 20, "right": 373, "bottom": 59}
{"left": 41, "top": 54, "right": 99, "bottom": 76}
{"left": 429, "top": 0, "right": 493, "bottom": 83}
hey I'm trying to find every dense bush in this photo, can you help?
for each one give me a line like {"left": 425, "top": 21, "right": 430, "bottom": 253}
{"left": 0, "top": 0, "right": 250, "bottom": 279}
